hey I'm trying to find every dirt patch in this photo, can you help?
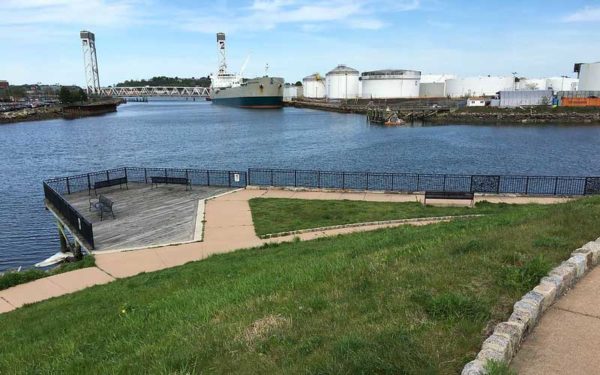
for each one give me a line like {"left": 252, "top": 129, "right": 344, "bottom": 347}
{"left": 238, "top": 314, "right": 290, "bottom": 348}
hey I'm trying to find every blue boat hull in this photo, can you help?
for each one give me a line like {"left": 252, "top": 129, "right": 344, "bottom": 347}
{"left": 211, "top": 96, "right": 283, "bottom": 109}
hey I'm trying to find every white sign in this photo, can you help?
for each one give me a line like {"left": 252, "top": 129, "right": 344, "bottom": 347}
{"left": 234, "top": 173, "right": 240, "bottom": 182}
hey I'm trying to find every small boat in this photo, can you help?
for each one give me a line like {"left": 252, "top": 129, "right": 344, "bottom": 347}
{"left": 384, "top": 114, "right": 406, "bottom": 126}
{"left": 35, "top": 252, "right": 73, "bottom": 268}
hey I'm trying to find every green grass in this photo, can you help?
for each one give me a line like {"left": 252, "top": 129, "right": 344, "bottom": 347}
{"left": 0, "top": 255, "right": 95, "bottom": 291}
{"left": 249, "top": 198, "right": 508, "bottom": 236}
{"left": 1, "top": 198, "right": 599, "bottom": 374}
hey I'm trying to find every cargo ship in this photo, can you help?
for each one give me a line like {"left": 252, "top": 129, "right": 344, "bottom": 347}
{"left": 210, "top": 32, "right": 284, "bottom": 109}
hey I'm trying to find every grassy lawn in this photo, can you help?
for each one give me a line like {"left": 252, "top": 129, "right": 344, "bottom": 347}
{"left": 1, "top": 197, "right": 599, "bottom": 374}
{"left": 249, "top": 198, "right": 509, "bottom": 236}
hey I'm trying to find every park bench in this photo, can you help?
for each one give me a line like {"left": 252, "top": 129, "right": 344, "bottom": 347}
{"left": 93, "top": 176, "right": 128, "bottom": 195}
{"left": 150, "top": 176, "right": 192, "bottom": 190}
{"left": 89, "top": 194, "right": 115, "bottom": 221}
{"left": 424, "top": 191, "right": 474, "bottom": 206}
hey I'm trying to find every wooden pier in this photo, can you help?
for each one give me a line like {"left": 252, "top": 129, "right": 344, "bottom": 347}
{"left": 60, "top": 183, "right": 233, "bottom": 252}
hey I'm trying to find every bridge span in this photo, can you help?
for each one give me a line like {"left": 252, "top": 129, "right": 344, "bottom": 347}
{"left": 99, "top": 86, "right": 210, "bottom": 97}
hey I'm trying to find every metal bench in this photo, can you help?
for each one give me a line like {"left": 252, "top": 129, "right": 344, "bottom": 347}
{"left": 150, "top": 176, "right": 191, "bottom": 190}
{"left": 424, "top": 191, "right": 474, "bottom": 206}
{"left": 89, "top": 194, "right": 115, "bottom": 221}
{"left": 93, "top": 176, "right": 128, "bottom": 195}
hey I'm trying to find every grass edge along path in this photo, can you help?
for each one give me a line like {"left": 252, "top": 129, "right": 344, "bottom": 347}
{"left": 249, "top": 198, "right": 514, "bottom": 236}
{"left": 1, "top": 197, "right": 599, "bottom": 373}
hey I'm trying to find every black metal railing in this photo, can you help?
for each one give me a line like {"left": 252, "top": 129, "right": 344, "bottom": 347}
{"left": 43, "top": 182, "right": 95, "bottom": 249}
{"left": 247, "top": 168, "right": 600, "bottom": 196}
{"left": 43, "top": 166, "right": 600, "bottom": 250}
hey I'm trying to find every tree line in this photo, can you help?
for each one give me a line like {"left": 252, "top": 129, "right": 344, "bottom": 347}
{"left": 115, "top": 76, "right": 211, "bottom": 87}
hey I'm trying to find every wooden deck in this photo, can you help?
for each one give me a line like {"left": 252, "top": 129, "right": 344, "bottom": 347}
{"left": 65, "top": 183, "right": 233, "bottom": 252}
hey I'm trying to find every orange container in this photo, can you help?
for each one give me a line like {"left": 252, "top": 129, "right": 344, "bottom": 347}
{"left": 561, "top": 97, "right": 600, "bottom": 107}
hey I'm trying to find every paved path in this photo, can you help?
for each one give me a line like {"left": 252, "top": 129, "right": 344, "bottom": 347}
{"left": 0, "top": 189, "right": 571, "bottom": 313}
{"left": 511, "top": 265, "right": 600, "bottom": 375}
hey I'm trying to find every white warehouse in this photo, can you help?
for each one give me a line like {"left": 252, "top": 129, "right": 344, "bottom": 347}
{"left": 302, "top": 73, "right": 326, "bottom": 99}
{"left": 445, "top": 76, "right": 516, "bottom": 97}
{"left": 577, "top": 62, "right": 600, "bottom": 91}
{"left": 325, "top": 65, "right": 360, "bottom": 99}
{"left": 419, "top": 74, "right": 455, "bottom": 97}
{"left": 360, "top": 69, "right": 421, "bottom": 99}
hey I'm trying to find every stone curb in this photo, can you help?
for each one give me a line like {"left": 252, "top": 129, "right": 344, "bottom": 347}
{"left": 258, "top": 214, "right": 485, "bottom": 239}
{"left": 462, "top": 237, "right": 600, "bottom": 374}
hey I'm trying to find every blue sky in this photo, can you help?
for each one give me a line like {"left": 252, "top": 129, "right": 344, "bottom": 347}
{"left": 1, "top": 0, "right": 600, "bottom": 86}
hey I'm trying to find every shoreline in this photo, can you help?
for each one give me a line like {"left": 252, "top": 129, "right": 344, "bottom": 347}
{"left": 0, "top": 98, "right": 124, "bottom": 125}
{"left": 285, "top": 99, "right": 600, "bottom": 125}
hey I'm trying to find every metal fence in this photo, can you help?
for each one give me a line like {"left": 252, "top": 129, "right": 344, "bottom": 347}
{"left": 43, "top": 182, "right": 95, "bottom": 248}
{"left": 248, "top": 168, "right": 600, "bottom": 196}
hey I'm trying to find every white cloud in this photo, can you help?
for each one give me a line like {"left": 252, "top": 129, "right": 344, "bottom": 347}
{"left": 563, "top": 6, "right": 600, "bottom": 22}
{"left": 0, "top": 0, "right": 141, "bottom": 27}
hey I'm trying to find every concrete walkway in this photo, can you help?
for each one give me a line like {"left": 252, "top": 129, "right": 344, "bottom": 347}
{"left": 511, "top": 265, "right": 600, "bottom": 374}
{"left": 0, "top": 189, "right": 572, "bottom": 313}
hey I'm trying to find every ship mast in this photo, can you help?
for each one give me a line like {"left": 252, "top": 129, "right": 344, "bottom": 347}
{"left": 217, "top": 32, "right": 227, "bottom": 75}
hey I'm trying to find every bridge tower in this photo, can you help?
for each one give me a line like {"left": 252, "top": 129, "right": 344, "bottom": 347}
{"left": 217, "top": 32, "right": 227, "bottom": 75}
{"left": 80, "top": 30, "right": 100, "bottom": 95}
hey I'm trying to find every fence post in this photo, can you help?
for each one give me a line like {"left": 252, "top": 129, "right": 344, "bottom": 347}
{"left": 584, "top": 177, "right": 589, "bottom": 195}
{"left": 469, "top": 176, "right": 474, "bottom": 193}
{"left": 207, "top": 170, "right": 210, "bottom": 186}
{"left": 391, "top": 174, "right": 394, "bottom": 191}
{"left": 144, "top": 168, "right": 148, "bottom": 184}
{"left": 66, "top": 177, "right": 71, "bottom": 195}
{"left": 271, "top": 170, "right": 274, "bottom": 186}
{"left": 106, "top": 170, "right": 110, "bottom": 182}
{"left": 342, "top": 172, "right": 345, "bottom": 190}
{"left": 294, "top": 170, "right": 297, "bottom": 187}
{"left": 228, "top": 172, "right": 231, "bottom": 187}
{"left": 164, "top": 168, "right": 168, "bottom": 180}
{"left": 124, "top": 167, "right": 128, "bottom": 181}
{"left": 496, "top": 176, "right": 500, "bottom": 194}
{"left": 443, "top": 174, "right": 447, "bottom": 192}
{"left": 186, "top": 169, "right": 190, "bottom": 185}
{"left": 417, "top": 174, "right": 421, "bottom": 191}
{"left": 318, "top": 170, "right": 321, "bottom": 189}
{"left": 554, "top": 177, "right": 558, "bottom": 195}
{"left": 87, "top": 173, "right": 91, "bottom": 195}
{"left": 525, "top": 177, "right": 529, "bottom": 195}
{"left": 366, "top": 172, "right": 369, "bottom": 190}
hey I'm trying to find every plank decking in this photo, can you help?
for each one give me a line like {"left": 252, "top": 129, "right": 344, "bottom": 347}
{"left": 65, "top": 183, "right": 233, "bottom": 251}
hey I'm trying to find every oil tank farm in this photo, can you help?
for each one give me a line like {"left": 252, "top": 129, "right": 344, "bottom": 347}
{"left": 546, "top": 77, "right": 578, "bottom": 92}
{"left": 325, "top": 65, "right": 359, "bottom": 99}
{"left": 445, "top": 76, "right": 516, "bottom": 97}
{"left": 360, "top": 69, "right": 421, "bottom": 99}
{"left": 302, "top": 73, "right": 326, "bottom": 99}
{"left": 576, "top": 62, "right": 600, "bottom": 91}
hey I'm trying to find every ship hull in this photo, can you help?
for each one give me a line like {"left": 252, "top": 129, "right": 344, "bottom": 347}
{"left": 211, "top": 76, "right": 284, "bottom": 109}
{"left": 211, "top": 96, "right": 283, "bottom": 108}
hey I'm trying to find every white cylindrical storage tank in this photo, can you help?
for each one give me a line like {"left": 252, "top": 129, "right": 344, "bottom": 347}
{"left": 360, "top": 69, "right": 421, "bottom": 98}
{"left": 546, "top": 77, "right": 579, "bottom": 92}
{"left": 302, "top": 73, "right": 325, "bottom": 98}
{"left": 579, "top": 63, "right": 600, "bottom": 91}
{"left": 325, "top": 64, "right": 359, "bottom": 99}
{"left": 517, "top": 78, "right": 548, "bottom": 91}
{"left": 445, "top": 76, "right": 516, "bottom": 97}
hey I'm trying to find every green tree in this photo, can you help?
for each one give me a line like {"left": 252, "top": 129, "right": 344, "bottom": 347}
{"left": 295, "top": 81, "right": 302, "bottom": 86}
{"left": 77, "top": 88, "right": 88, "bottom": 102}
{"left": 59, "top": 86, "right": 72, "bottom": 104}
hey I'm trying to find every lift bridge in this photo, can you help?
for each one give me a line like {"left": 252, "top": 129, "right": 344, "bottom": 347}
{"left": 80, "top": 30, "right": 210, "bottom": 98}
{"left": 98, "top": 86, "right": 210, "bottom": 98}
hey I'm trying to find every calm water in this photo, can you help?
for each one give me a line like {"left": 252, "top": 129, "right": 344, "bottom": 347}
{"left": 1, "top": 101, "right": 600, "bottom": 271}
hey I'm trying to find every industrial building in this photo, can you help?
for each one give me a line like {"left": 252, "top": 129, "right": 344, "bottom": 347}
{"left": 325, "top": 65, "right": 359, "bottom": 99}
{"left": 302, "top": 73, "right": 326, "bottom": 99}
{"left": 498, "top": 90, "right": 553, "bottom": 108}
{"left": 360, "top": 69, "right": 421, "bottom": 99}
{"left": 576, "top": 62, "right": 600, "bottom": 91}
{"left": 445, "top": 76, "right": 516, "bottom": 98}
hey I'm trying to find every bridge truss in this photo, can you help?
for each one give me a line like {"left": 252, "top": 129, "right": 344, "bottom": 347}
{"left": 99, "top": 86, "right": 210, "bottom": 97}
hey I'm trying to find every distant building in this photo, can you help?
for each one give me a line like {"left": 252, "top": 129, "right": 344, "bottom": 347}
{"left": 0, "top": 80, "right": 8, "bottom": 97}
{"left": 466, "top": 97, "right": 488, "bottom": 107}
{"left": 498, "top": 90, "right": 553, "bottom": 108}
